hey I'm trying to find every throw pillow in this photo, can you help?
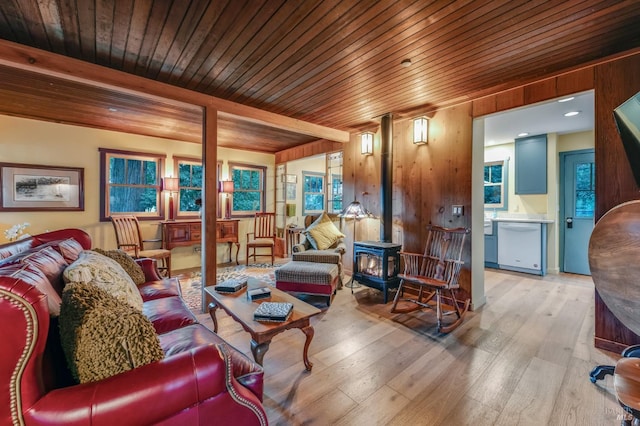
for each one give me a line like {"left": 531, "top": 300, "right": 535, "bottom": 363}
{"left": 8, "top": 263, "right": 63, "bottom": 316}
{"left": 304, "top": 212, "right": 345, "bottom": 250}
{"left": 59, "top": 282, "right": 164, "bottom": 384}
{"left": 21, "top": 246, "right": 69, "bottom": 295}
{"left": 63, "top": 250, "right": 143, "bottom": 311}
{"left": 92, "top": 248, "right": 145, "bottom": 286}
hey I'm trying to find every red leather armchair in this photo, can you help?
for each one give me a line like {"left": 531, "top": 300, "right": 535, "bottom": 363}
{"left": 0, "top": 229, "right": 267, "bottom": 425}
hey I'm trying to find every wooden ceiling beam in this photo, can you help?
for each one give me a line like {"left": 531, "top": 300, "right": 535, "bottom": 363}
{"left": 0, "top": 38, "right": 350, "bottom": 143}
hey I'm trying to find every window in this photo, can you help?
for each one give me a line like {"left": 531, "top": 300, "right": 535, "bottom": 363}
{"left": 303, "top": 172, "right": 325, "bottom": 215}
{"left": 174, "top": 157, "right": 202, "bottom": 218}
{"left": 330, "top": 174, "right": 343, "bottom": 213}
{"left": 229, "top": 163, "right": 266, "bottom": 216}
{"left": 574, "top": 161, "right": 595, "bottom": 218}
{"left": 100, "top": 148, "right": 165, "bottom": 221}
{"left": 327, "top": 151, "right": 343, "bottom": 214}
{"left": 484, "top": 160, "right": 507, "bottom": 209}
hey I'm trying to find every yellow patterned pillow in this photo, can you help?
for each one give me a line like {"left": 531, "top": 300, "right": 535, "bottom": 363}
{"left": 305, "top": 212, "right": 345, "bottom": 250}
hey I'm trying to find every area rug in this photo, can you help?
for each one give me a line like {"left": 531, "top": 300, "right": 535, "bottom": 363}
{"left": 179, "top": 263, "right": 278, "bottom": 311}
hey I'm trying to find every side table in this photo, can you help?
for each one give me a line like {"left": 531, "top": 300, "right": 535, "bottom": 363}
{"left": 285, "top": 226, "right": 305, "bottom": 256}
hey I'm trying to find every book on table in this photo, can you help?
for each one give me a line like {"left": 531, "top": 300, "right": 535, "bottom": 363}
{"left": 247, "top": 286, "right": 271, "bottom": 301}
{"left": 253, "top": 302, "right": 294, "bottom": 322}
{"left": 214, "top": 279, "right": 248, "bottom": 293}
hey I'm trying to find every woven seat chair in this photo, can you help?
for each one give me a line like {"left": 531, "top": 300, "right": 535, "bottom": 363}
{"left": 110, "top": 214, "right": 171, "bottom": 277}
{"left": 246, "top": 212, "right": 276, "bottom": 265}
{"left": 390, "top": 225, "right": 470, "bottom": 333}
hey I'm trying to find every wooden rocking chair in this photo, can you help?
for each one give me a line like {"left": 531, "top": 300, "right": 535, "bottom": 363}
{"left": 390, "top": 225, "right": 470, "bottom": 333}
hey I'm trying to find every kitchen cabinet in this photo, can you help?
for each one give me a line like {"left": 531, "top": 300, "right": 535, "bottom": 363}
{"left": 484, "top": 221, "right": 498, "bottom": 267}
{"left": 515, "top": 134, "right": 547, "bottom": 194}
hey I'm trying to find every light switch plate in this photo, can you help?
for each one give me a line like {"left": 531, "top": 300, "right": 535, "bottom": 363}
{"left": 452, "top": 205, "right": 464, "bottom": 216}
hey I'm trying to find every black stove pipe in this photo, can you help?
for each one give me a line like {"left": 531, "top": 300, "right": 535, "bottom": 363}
{"left": 380, "top": 113, "right": 393, "bottom": 242}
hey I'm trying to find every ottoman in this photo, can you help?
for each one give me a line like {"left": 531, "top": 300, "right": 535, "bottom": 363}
{"left": 275, "top": 261, "right": 339, "bottom": 306}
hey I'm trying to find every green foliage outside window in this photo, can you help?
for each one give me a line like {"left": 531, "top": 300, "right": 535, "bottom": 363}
{"left": 303, "top": 172, "right": 325, "bottom": 214}
{"left": 231, "top": 165, "right": 264, "bottom": 214}
{"left": 575, "top": 162, "right": 595, "bottom": 218}
{"left": 178, "top": 162, "right": 202, "bottom": 212}
{"left": 109, "top": 157, "right": 158, "bottom": 213}
{"left": 484, "top": 161, "right": 506, "bottom": 209}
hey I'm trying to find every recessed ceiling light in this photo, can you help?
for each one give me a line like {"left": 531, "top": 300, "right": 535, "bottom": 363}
{"left": 517, "top": 132, "right": 529, "bottom": 137}
{"left": 400, "top": 59, "right": 412, "bottom": 67}
{"left": 558, "top": 97, "right": 575, "bottom": 103}
{"left": 564, "top": 111, "right": 580, "bottom": 117}
{"left": 108, "top": 107, "right": 118, "bottom": 112}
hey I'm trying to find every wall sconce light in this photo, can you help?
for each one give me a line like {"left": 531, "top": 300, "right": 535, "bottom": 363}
{"left": 162, "top": 177, "right": 179, "bottom": 221}
{"left": 413, "top": 117, "right": 428, "bottom": 144}
{"left": 361, "top": 132, "right": 373, "bottom": 155}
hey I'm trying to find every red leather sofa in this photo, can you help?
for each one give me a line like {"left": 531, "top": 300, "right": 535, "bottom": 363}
{"left": 0, "top": 228, "right": 267, "bottom": 425}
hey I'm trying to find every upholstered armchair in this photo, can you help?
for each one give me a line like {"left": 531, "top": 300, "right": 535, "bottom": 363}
{"left": 291, "top": 212, "right": 346, "bottom": 286}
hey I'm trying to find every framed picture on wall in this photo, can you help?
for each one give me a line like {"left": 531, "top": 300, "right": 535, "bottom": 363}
{"left": 0, "top": 162, "right": 84, "bottom": 211}
{"left": 286, "top": 183, "right": 296, "bottom": 200}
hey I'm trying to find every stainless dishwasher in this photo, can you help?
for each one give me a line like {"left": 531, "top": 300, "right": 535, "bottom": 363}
{"left": 497, "top": 222, "right": 542, "bottom": 272}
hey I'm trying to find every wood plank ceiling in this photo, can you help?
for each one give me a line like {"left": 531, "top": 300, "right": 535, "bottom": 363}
{"left": 0, "top": 0, "right": 639, "bottom": 152}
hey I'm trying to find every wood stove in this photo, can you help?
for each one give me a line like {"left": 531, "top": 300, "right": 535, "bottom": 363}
{"left": 352, "top": 241, "right": 401, "bottom": 303}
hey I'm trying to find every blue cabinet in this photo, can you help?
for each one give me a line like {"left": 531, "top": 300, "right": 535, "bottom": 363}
{"left": 484, "top": 221, "right": 498, "bottom": 267}
{"left": 515, "top": 134, "right": 547, "bottom": 194}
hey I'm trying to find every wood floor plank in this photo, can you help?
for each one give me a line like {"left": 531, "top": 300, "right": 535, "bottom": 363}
{"left": 189, "top": 268, "right": 622, "bottom": 425}
{"left": 548, "top": 357, "right": 621, "bottom": 426}
{"left": 334, "top": 385, "right": 411, "bottom": 426}
{"left": 493, "top": 357, "right": 566, "bottom": 425}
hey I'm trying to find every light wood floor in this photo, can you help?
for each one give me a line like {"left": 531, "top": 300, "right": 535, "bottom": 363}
{"left": 195, "top": 268, "right": 624, "bottom": 425}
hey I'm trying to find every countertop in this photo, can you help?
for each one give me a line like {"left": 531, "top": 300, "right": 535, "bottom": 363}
{"left": 485, "top": 217, "right": 554, "bottom": 224}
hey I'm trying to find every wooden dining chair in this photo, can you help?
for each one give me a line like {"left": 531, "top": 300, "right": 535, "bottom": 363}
{"left": 390, "top": 225, "right": 470, "bottom": 333}
{"left": 246, "top": 212, "right": 276, "bottom": 265}
{"left": 110, "top": 214, "right": 171, "bottom": 277}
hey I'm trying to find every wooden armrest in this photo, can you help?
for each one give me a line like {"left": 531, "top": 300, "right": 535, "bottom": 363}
{"left": 117, "top": 243, "right": 139, "bottom": 257}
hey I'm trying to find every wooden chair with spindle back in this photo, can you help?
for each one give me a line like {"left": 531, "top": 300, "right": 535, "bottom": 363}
{"left": 390, "top": 225, "right": 470, "bottom": 333}
{"left": 246, "top": 212, "right": 276, "bottom": 265}
{"left": 110, "top": 214, "right": 171, "bottom": 277}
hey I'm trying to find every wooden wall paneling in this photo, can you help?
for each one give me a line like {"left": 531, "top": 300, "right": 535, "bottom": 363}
{"left": 274, "top": 140, "right": 344, "bottom": 164}
{"left": 556, "top": 67, "right": 594, "bottom": 96}
{"left": 524, "top": 78, "right": 557, "bottom": 105}
{"left": 472, "top": 96, "right": 497, "bottom": 118}
{"left": 395, "top": 118, "right": 423, "bottom": 254}
{"left": 496, "top": 87, "right": 525, "bottom": 112}
{"left": 342, "top": 133, "right": 357, "bottom": 274}
{"left": 592, "top": 53, "right": 640, "bottom": 351}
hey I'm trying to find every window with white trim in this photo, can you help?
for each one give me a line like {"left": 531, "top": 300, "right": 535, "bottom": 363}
{"left": 303, "top": 171, "right": 325, "bottom": 215}
{"left": 484, "top": 160, "right": 507, "bottom": 209}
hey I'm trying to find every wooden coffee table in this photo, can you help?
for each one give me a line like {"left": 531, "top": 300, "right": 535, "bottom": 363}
{"left": 204, "top": 278, "right": 322, "bottom": 371}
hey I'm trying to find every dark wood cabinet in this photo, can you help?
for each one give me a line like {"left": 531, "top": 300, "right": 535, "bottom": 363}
{"left": 162, "top": 219, "right": 240, "bottom": 264}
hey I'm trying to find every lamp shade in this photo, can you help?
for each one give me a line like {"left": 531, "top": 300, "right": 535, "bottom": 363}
{"left": 341, "top": 200, "right": 369, "bottom": 219}
{"left": 413, "top": 117, "right": 428, "bottom": 144}
{"left": 162, "top": 177, "right": 179, "bottom": 192}
{"left": 220, "top": 180, "right": 235, "bottom": 193}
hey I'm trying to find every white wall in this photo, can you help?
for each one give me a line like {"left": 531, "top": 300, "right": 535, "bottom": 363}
{"left": 0, "top": 115, "right": 275, "bottom": 270}
{"left": 281, "top": 154, "right": 325, "bottom": 227}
